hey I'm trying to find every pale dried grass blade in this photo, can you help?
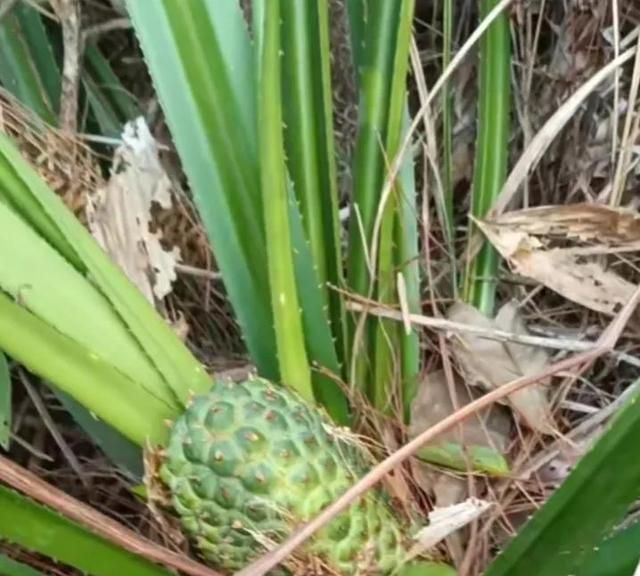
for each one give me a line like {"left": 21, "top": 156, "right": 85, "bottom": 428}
{"left": 476, "top": 205, "right": 640, "bottom": 314}
{"left": 408, "top": 498, "right": 492, "bottom": 560}
{"left": 486, "top": 203, "right": 640, "bottom": 245}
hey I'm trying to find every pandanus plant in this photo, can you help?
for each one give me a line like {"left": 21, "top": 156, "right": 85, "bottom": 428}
{"left": 0, "top": 0, "right": 429, "bottom": 573}
{"left": 2, "top": 1, "right": 640, "bottom": 576}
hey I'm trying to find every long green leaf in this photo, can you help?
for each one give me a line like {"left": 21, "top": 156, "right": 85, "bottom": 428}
{"left": 11, "top": 3, "right": 61, "bottom": 113}
{"left": 0, "top": 486, "right": 171, "bottom": 576}
{"left": 125, "top": 0, "right": 277, "bottom": 379}
{"left": 346, "top": 0, "right": 403, "bottom": 395}
{"left": 399, "top": 561, "right": 457, "bottom": 576}
{"left": 85, "top": 43, "right": 139, "bottom": 120}
{"left": 55, "top": 390, "right": 143, "bottom": 478}
{"left": 0, "top": 291, "right": 173, "bottom": 446}
{"left": 126, "top": 0, "right": 350, "bottom": 423}
{"left": 83, "top": 44, "right": 140, "bottom": 137}
{"left": 0, "top": 352, "right": 10, "bottom": 450}
{"left": 440, "top": 0, "right": 457, "bottom": 296}
{"left": 287, "top": 191, "right": 350, "bottom": 423}
{"left": 372, "top": 0, "right": 415, "bottom": 412}
{"left": 281, "top": 0, "right": 349, "bottom": 372}
{"left": 484, "top": 378, "right": 640, "bottom": 576}
{"left": 272, "top": 0, "right": 350, "bottom": 420}
{"left": 0, "top": 201, "right": 172, "bottom": 406}
{"left": 280, "top": 0, "right": 331, "bottom": 300}
{"left": 580, "top": 522, "right": 640, "bottom": 576}
{"left": 0, "top": 10, "right": 56, "bottom": 124}
{"left": 279, "top": 0, "right": 344, "bottom": 343}
{"left": 258, "top": 0, "right": 312, "bottom": 401}
{"left": 0, "top": 13, "right": 182, "bottom": 460}
{"left": 345, "top": 0, "right": 366, "bottom": 75}
{"left": 462, "top": 0, "right": 511, "bottom": 316}
{"left": 0, "top": 555, "right": 45, "bottom": 576}
{"left": 313, "top": 0, "right": 348, "bottom": 363}
{"left": 397, "top": 112, "right": 421, "bottom": 420}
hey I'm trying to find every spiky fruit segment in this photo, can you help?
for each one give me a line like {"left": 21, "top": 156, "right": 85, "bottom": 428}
{"left": 161, "top": 377, "right": 408, "bottom": 574}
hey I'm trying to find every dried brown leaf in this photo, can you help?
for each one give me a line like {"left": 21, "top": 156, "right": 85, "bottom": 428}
{"left": 86, "top": 117, "right": 181, "bottom": 304}
{"left": 476, "top": 205, "right": 640, "bottom": 314}
{"left": 446, "top": 301, "right": 554, "bottom": 434}
{"left": 485, "top": 203, "right": 640, "bottom": 245}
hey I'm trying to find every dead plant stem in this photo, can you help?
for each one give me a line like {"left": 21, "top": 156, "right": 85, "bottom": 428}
{"left": 52, "top": 0, "right": 81, "bottom": 132}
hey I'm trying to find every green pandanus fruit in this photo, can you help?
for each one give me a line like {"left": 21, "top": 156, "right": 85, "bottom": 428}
{"left": 159, "top": 375, "right": 409, "bottom": 574}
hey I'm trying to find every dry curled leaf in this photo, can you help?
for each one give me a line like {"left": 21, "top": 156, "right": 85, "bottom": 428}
{"left": 476, "top": 204, "right": 640, "bottom": 314}
{"left": 484, "top": 203, "right": 640, "bottom": 245}
{"left": 447, "top": 301, "right": 554, "bottom": 434}
{"left": 86, "top": 117, "right": 181, "bottom": 304}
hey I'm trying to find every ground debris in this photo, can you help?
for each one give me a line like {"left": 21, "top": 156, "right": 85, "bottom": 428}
{"left": 446, "top": 301, "right": 555, "bottom": 435}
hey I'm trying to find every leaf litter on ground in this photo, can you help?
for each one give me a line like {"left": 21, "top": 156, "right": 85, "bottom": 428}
{"left": 409, "top": 369, "right": 511, "bottom": 475}
{"left": 409, "top": 368, "right": 510, "bottom": 564}
{"left": 446, "top": 301, "right": 555, "bottom": 435}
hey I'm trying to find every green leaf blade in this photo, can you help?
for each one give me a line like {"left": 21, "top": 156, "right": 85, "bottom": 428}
{"left": 462, "top": 0, "right": 511, "bottom": 316}
{"left": 346, "top": 0, "right": 401, "bottom": 303}
{"left": 397, "top": 111, "right": 421, "bottom": 419}
{"left": 0, "top": 352, "right": 10, "bottom": 450}
{"left": 0, "top": 486, "right": 171, "bottom": 576}
{"left": 0, "top": 291, "right": 173, "bottom": 447}
{"left": 0, "top": 11, "right": 56, "bottom": 124}
{"left": 288, "top": 189, "right": 349, "bottom": 423}
{"left": 0, "top": 555, "right": 46, "bottom": 576}
{"left": 0, "top": 201, "right": 171, "bottom": 405}
{"left": 0, "top": 132, "right": 211, "bottom": 407}
{"left": 125, "top": 0, "right": 278, "bottom": 380}
{"left": 12, "top": 4, "right": 61, "bottom": 113}
{"left": 345, "top": 0, "right": 404, "bottom": 397}
{"left": 580, "top": 522, "right": 640, "bottom": 576}
{"left": 371, "top": 0, "right": 416, "bottom": 412}
{"left": 281, "top": 0, "right": 331, "bottom": 292}
{"left": 259, "top": 0, "right": 313, "bottom": 401}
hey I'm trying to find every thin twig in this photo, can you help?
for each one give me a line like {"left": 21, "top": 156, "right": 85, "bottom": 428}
{"left": 8, "top": 432, "right": 54, "bottom": 462}
{"left": 83, "top": 17, "right": 131, "bottom": 43}
{"left": 18, "top": 369, "right": 88, "bottom": 488}
{"left": 235, "top": 287, "right": 640, "bottom": 576}
{"left": 175, "top": 263, "right": 222, "bottom": 281}
{"left": 521, "top": 377, "right": 640, "bottom": 478}
{"left": 0, "top": 455, "right": 223, "bottom": 576}
{"left": 345, "top": 300, "right": 640, "bottom": 368}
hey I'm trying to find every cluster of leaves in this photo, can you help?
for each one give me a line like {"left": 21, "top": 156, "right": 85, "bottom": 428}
{"left": 0, "top": 1, "right": 639, "bottom": 576}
